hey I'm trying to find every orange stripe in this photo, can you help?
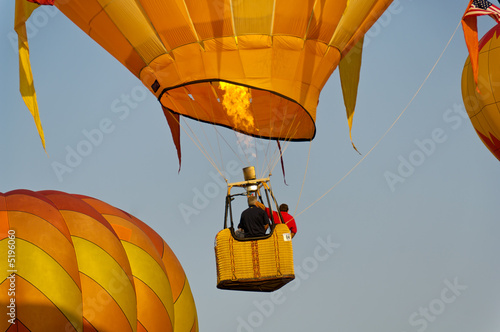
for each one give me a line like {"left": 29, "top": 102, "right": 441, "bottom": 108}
{"left": 137, "top": 321, "right": 148, "bottom": 332}
{"left": 161, "top": 240, "right": 186, "bottom": 302}
{"left": 6, "top": 192, "right": 72, "bottom": 243}
{"left": 135, "top": 277, "right": 173, "bottom": 332}
{"left": 80, "top": 273, "right": 135, "bottom": 332}
{"left": 107, "top": 216, "right": 166, "bottom": 270}
{"left": 81, "top": 198, "right": 166, "bottom": 270}
{"left": 62, "top": 211, "right": 133, "bottom": 276}
{"left": 0, "top": 195, "right": 8, "bottom": 240}
{"left": 190, "top": 318, "right": 199, "bottom": 332}
{"left": 128, "top": 214, "right": 164, "bottom": 257}
{"left": 0, "top": 279, "right": 13, "bottom": 332}
{"left": 16, "top": 276, "right": 80, "bottom": 331}
{"left": 79, "top": 197, "right": 132, "bottom": 220}
{"left": 121, "top": 242, "right": 173, "bottom": 319}
{"left": 0, "top": 194, "right": 6, "bottom": 208}
{"left": 83, "top": 317, "right": 98, "bottom": 332}
{"left": 8, "top": 211, "right": 81, "bottom": 287}
{"left": 8, "top": 320, "right": 30, "bottom": 331}
{"left": 0, "top": 210, "right": 8, "bottom": 240}
{"left": 111, "top": 223, "right": 133, "bottom": 242}
{"left": 42, "top": 192, "right": 118, "bottom": 237}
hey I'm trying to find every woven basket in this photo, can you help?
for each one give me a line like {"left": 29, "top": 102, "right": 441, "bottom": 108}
{"left": 214, "top": 224, "right": 295, "bottom": 292}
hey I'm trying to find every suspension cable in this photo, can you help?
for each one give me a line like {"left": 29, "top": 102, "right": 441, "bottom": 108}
{"left": 294, "top": 140, "right": 313, "bottom": 216}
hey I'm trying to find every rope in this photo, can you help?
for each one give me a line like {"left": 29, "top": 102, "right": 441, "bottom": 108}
{"left": 188, "top": 86, "right": 226, "bottom": 175}
{"left": 215, "top": 126, "right": 225, "bottom": 175}
{"left": 295, "top": 20, "right": 462, "bottom": 218}
{"left": 214, "top": 126, "right": 247, "bottom": 165}
{"left": 294, "top": 140, "right": 312, "bottom": 216}
{"left": 164, "top": 96, "right": 227, "bottom": 179}
{"left": 259, "top": 139, "right": 274, "bottom": 179}
{"left": 182, "top": 118, "right": 223, "bottom": 175}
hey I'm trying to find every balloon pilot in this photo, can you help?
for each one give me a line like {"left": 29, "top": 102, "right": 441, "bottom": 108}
{"left": 236, "top": 195, "right": 270, "bottom": 238}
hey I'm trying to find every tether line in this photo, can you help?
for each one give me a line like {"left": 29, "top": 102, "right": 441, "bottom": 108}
{"left": 295, "top": 21, "right": 461, "bottom": 218}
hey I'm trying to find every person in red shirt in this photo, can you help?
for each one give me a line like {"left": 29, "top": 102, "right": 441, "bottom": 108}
{"left": 257, "top": 201, "right": 297, "bottom": 238}
{"left": 275, "top": 204, "right": 297, "bottom": 238}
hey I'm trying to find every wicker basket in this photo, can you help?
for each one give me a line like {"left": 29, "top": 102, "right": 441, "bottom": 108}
{"left": 214, "top": 224, "right": 295, "bottom": 292}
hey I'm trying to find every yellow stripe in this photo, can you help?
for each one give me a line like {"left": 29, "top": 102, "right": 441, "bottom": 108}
{"left": 1, "top": 238, "right": 82, "bottom": 331}
{"left": 173, "top": 280, "right": 197, "bottom": 332}
{"left": 96, "top": 0, "right": 166, "bottom": 63}
{"left": 0, "top": 238, "right": 14, "bottom": 280}
{"left": 72, "top": 237, "right": 137, "bottom": 331}
{"left": 122, "top": 241, "right": 174, "bottom": 321}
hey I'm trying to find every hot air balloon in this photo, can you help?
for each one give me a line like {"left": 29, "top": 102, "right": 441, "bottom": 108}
{"left": 0, "top": 189, "right": 198, "bottom": 332}
{"left": 462, "top": 23, "right": 500, "bottom": 162}
{"left": 16, "top": 0, "right": 394, "bottom": 161}
{"left": 13, "top": 0, "right": 395, "bottom": 294}
{"left": 215, "top": 166, "right": 295, "bottom": 292}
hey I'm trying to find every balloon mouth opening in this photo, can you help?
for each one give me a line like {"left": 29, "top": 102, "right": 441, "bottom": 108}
{"left": 157, "top": 79, "right": 316, "bottom": 141}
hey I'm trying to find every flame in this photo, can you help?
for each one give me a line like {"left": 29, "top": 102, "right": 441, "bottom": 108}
{"left": 219, "top": 82, "right": 254, "bottom": 132}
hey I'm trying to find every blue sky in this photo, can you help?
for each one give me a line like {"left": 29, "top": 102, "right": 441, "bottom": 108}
{"left": 2, "top": 1, "right": 500, "bottom": 331}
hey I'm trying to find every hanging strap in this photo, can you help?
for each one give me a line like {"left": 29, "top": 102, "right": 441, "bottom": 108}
{"left": 339, "top": 36, "right": 363, "bottom": 154}
{"left": 162, "top": 107, "right": 182, "bottom": 172}
{"left": 15, "top": 0, "right": 48, "bottom": 150}
{"left": 277, "top": 140, "right": 287, "bottom": 185}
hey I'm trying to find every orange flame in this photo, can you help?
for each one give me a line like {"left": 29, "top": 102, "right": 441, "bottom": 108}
{"left": 219, "top": 82, "right": 254, "bottom": 132}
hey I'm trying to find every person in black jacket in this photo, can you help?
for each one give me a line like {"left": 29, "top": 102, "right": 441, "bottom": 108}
{"left": 237, "top": 196, "right": 270, "bottom": 238}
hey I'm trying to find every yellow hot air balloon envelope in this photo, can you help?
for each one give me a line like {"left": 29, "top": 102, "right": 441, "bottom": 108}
{"left": 16, "top": 0, "right": 393, "bottom": 158}
{"left": 0, "top": 190, "right": 198, "bottom": 332}
{"left": 462, "top": 23, "right": 500, "bottom": 162}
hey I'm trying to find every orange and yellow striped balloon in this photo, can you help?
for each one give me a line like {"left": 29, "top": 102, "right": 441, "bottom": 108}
{"left": 17, "top": 0, "right": 393, "bottom": 150}
{"left": 462, "top": 23, "right": 500, "bottom": 162}
{"left": 0, "top": 190, "right": 198, "bottom": 332}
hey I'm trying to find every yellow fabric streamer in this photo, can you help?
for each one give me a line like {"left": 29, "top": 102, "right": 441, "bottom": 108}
{"left": 339, "top": 36, "right": 364, "bottom": 154}
{"left": 14, "top": 0, "right": 46, "bottom": 150}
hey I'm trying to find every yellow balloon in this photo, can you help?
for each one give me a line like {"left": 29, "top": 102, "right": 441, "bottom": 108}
{"left": 462, "top": 23, "right": 500, "bottom": 162}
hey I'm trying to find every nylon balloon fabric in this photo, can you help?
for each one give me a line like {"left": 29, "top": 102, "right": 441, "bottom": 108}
{"left": 462, "top": 23, "right": 500, "bottom": 162}
{"left": 0, "top": 190, "right": 198, "bottom": 332}
{"left": 16, "top": 0, "right": 393, "bottom": 158}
